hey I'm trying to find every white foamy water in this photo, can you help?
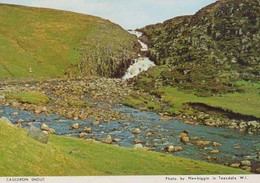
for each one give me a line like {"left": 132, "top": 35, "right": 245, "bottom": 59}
{"left": 123, "top": 31, "right": 155, "bottom": 79}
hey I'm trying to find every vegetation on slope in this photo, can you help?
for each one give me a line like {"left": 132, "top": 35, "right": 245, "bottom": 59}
{"left": 133, "top": 0, "right": 260, "bottom": 118}
{"left": 138, "top": 0, "right": 260, "bottom": 95}
{"left": 0, "top": 4, "right": 139, "bottom": 79}
{"left": 0, "top": 121, "right": 247, "bottom": 176}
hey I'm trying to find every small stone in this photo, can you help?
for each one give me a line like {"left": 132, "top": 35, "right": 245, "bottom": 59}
{"left": 134, "top": 139, "right": 143, "bottom": 144}
{"left": 16, "top": 123, "right": 22, "bottom": 128}
{"left": 230, "top": 163, "right": 240, "bottom": 168}
{"left": 210, "top": 149, "right": 220, "bottom": 154}
{"left": 146, "top": 132, "right": 152, "bottom": 137}
{"left": 72, "top": 123, "right": 79, "bottom": 129}
{"left": 132, "top": 128, "right": 141, "bottom": 134}
{"left": 27, "top": 122, "right": 32, "bottom": 126}
{"left": 233, "top": 145, "right": 241, "bottom": 149}
{"left": 84, "top": 127, "right": 92, "bottom": 133}
{"left": 17, "top": 119, "right": 24, "bottom": 123}
{"left": 91, "top": 120, "right": 100, "bottom": 126}
{"left": 241, "top": 160, "right": 251, "bottom": 167}
{"left": 160, "top": 115, "right": 172, "bottom": 121}
{"left": 0, "top": 110, "right": 4, "bottom": 114}
{"left": 183, "top": 129, "right": 190, "bottom": 134}
{"left": 113, "top": 138, "right": 121, "bottom": 142}
{"left": 179, "top": 132, "right": 187, "bottom": 138}
{"left": 79, "top": 132, "right": 87, "bottom": 138}
{"left": 213, "top": 142, "right": 222, "bottom": 147}
{"left": 13, "top": 112, "right": 18, "bottom": 116}
{"left": 181, "top": 136, "right": 190, "bottom": 144}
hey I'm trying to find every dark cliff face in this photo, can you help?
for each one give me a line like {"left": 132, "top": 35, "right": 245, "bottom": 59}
{"left": 137, "top": 0, "right": 260, "bottom": 95}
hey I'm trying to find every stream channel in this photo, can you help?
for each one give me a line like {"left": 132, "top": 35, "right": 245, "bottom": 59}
{"left": 1, "top": 31, "right": 260, "bottom": 173}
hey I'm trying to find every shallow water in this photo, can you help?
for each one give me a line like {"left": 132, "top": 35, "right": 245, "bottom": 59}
{"left": 1, "top": 104, "right": 260, "bottom": 170}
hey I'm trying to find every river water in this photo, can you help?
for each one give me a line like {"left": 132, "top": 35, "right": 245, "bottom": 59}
{"left": 1, "top": 102, "right": 260, "bottom": 172}
{"left": 123, "top": 31, "right": 155, "bottom": 79}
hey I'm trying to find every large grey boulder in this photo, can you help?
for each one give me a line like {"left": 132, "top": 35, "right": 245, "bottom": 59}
{"left": 27, "top": 126, "right": 48, "bottom": 144}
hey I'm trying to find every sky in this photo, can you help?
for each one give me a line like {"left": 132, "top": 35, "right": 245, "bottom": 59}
{"left": 0, "top": 0, "right": 216, "bottom": 29}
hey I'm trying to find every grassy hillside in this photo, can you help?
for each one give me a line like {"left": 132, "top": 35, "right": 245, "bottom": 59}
{"left": 0, "top": 4, "right": 139, "bottom": 78}
{"left": 0, "top": 120, "right": 247, "bottom": 176}
{"left": 138, "top": 0, "right": 260, "bottom": 95}
{"left": 133, "top": 0, "right": 260, "bottom": 118}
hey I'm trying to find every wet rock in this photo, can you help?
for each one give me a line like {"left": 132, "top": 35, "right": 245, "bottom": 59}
{"left": 132, "top": 143, "right": 143, "bottom": 149}
{"left": 17, "top": 119, "right": 24, "bottom": 123}
{"left": 134, "top": 139, "right": 143, "bottom": 144}
{"left": 72, "top": 123, "right": 79, "bottom": 129}
{"left": 210, "top": 149, "right": 220, "bottom": 154}
{"left": 241, "top": 160, "right": 251, "bottom": 167}
{"left": 41, "top": 123, "right": 50, "bottom": 131}
{"left": 0, "top": 117, "right": 13, "bottom": 126}
{"left": 160, "top": 115, "right": 172, "bottom": 121}
{"left": 13, "top": 112, "right": 18, "bottom": 116}
{"left": 27, "top": 126, "right": 48, "bottom": 144}
{"left": 181, "top": 136, "right": 190, "bottom": 144}
{"left": 27, "top": 122, "right": 32, "bottom": 126}
{"left": 48, "top": 128, "right": 56, "bottom": 134}
{"left": 233, "top": 145, "right": 241, "bottom": 149}
{"left": 102, "top": 135, "right": 112, "bottom": 144}
{"left": 79, "top": 132, "right": 87, "bottom": 138}
{"left": 113, "top": 138, "right": 121, "bottom": 142}
{"left": 16, "top": 123, "right": 22, "bottom": 128}
{"left": 91, "top": 120, "right": 100, "bottom": 126}
{"left": 0, "top": 109, "right": 4, "bottom": 114}
{"left": 132, "top": 128, "right": 141, "bottom": 134}
{"left": 183, "top": 129, "right": 190, "bottom": 134}
{"left": 84, "top": 127, "right": 92, "bottom": 133}
{"left": 179, "top": 132, "right": 187, "bottom": 138}
{"left": 195, "top": 140, "right": 210, "bottom": 146}
{"left": 213, "top": 142, "right": 222, "bottom": 147}
{"left": 146, "top": 132, "right": 152, "bottom": 137}
{"left": 230, "top": 163, "right": 240, "bottom": 168}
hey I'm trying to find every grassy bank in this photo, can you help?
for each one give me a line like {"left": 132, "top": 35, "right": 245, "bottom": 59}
{"left": 0, "top": 120, "right": 247, "bottom": 176}
{"left": 0, "top": 4, "right": 138, "bottom": 78}
{"left": 5, "top": 92, "right": 50, "bottom": 105}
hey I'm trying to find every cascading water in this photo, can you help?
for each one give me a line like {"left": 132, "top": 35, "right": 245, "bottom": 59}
{"left": 122, "top": 30, "right": 155, "bottom": 79}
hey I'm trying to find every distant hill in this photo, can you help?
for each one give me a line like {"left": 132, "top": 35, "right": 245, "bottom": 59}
{"left": 138, "top": 0, "right": 260, "bottom": 95}
{"left": 0, "top": 4, "right": 139, "bottom": 78}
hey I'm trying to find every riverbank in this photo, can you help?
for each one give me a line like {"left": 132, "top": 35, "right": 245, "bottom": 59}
{"left": 0, "top": 118, "right": 249, "bottom": 176}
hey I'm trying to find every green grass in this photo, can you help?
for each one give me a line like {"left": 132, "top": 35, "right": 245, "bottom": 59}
{"left": 0, "top": 121, "right": 247, "bottom": 176}
{"left": 5, "top": 91, "right": 49, "bottom": 105}
{"left": 68, "top": 100, "right": 93, "bottom": 108}
{"left": 0, "top": 4, "right": 137, "bottom": 78}
{"left": 159, "top": 81, "right": 260, "bottom": 117}
{"left": 122, "top": 93, "right": 162, "bottom": 111}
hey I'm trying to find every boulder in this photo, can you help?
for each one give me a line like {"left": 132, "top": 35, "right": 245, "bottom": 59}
{"left": 132, "top": 128, "right": 141, "bottom": 134}
{"left": 27, "top": 126, "right": 48, "bottom": 144}
{"left": 213, "top": 142, "right": 222, "bottom": 147}
{"left": 72, "top": 123, "right": 79, "bottom": 129}
{"left": 210, "top": 149, "right": 220, "bottom": 154}
{"left": 102, "top": 135, "right": 112, "bottom": 144}
{"left": 241, "top": 160, "right": 251, "bottom": 167}
{"left": 79, "top": 132, "right": 87, "bottom": 138}
{"left": 0, "top": 117, "right": 13, "bottom": 126}
{"left": 41, "top": 123, "right": 50, "bottom": 131}
{"left": 132, "top": 143, "right": 143, "bottom": 149}
{"left": 230, "top": 163, "right": 240, "bottom": 168}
